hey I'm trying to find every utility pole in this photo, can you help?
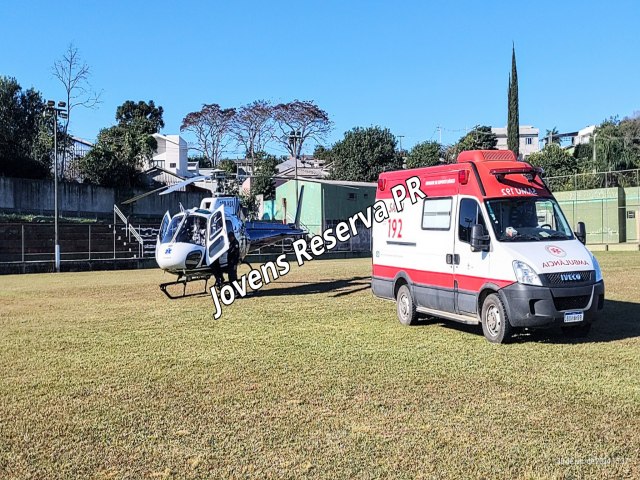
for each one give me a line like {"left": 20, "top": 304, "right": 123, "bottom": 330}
{"left": 397, "top": 135, "right": 404, "bottom": 152}
{"left": 45, "top": 100, "right": 68, "bottom": 273}
{"left": 437, "top": 126, "right": 442, "bottom": 144}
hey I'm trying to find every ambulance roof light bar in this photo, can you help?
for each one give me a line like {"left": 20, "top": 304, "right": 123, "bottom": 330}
{"left": 489, "top": 166, "right": 544, "bottom": 182}
{"left": 457, "top": 150, "right": 517, "bottom": 163}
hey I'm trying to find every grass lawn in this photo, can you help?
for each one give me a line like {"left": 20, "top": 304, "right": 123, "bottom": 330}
{"left": 1, "top": 252, "right": 639, "bottom": 479}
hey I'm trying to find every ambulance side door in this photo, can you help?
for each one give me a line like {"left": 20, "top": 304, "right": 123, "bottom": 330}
{"left": 453, "top": 196, "right": 491, "bottom": 316}
{"left": 414, "top": 196, "right": 457, "bottom": 314}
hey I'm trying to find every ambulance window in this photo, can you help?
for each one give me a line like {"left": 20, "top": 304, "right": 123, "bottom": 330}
{"left": 458, "top": 198, "right": 487, "bottom": 243}
{"left": 422, "top": 198, "right": 452, "bottom": 230}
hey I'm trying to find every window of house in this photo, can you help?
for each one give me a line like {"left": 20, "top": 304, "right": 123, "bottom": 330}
{"left": 526, "top": 137, "right": 532, "bottom": 145}
{"left": 348, "top": 193, "right": 357, "bottom": 201}
{"left": 169, "top": 162, "right": 177, "bottom": 168}
{"left": 458, "top": 198, "right": 487, "bottom": 243}
{"left": 421, "top": 197, "right": 452, "bottom": 230}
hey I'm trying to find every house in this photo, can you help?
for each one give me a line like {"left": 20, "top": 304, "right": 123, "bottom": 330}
{"left": 574, "top": 125, "right": 596, "bottom": 145}
{"left": 147, "top": 134, "right": 198, "bottom": 178}
{"left": 491, "top": 126, "right": 540, "bottom": 158}
{"left": 276, "top": 156, "right": 330, "bottom": 179}
{"left": 241, "top": 155, "right": 330, "bottom": 195}
{"left": 273, "top": 179, "right": 377, "bottom": 251}
{"left": 541, "top": 125, "right": 596, "bottom": 148}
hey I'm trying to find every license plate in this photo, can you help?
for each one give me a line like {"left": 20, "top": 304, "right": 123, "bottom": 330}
{"left": 564, "top": 311, "right": 584, "bottom": 323}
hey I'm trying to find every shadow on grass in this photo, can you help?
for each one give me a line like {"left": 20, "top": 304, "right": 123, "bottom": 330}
{"left": 421, "top": 299, "right": 640, "bottom": 344}
{"left": 252, "top": 276, "right": 371, "bottom": 298}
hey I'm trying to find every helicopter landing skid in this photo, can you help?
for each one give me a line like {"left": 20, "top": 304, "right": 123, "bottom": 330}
{"left": 160, "top": 272, "right": 212, "bottom": 299}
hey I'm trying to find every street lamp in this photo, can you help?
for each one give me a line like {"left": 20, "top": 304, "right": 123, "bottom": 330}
{"left": 288, "top": 130, "right": 302, "bottom": 218}
{"left": 44, "top": 100, "right": 68, "bottom": 272}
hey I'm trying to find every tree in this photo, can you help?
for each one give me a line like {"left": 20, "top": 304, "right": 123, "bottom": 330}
{"left": 328, "top": 126, "right": 402, "bottom": 182}
{"left": 272, "top": 100, "right": 332, "bottom": 159}
{"left": 78, "top": 100, "right": 163, "bottom": 187}
{"left": 251, "top": 152, "right": 278, "bottom": 199}
{"left": 0, "top": 76, "right": 54, "bottom": 178}
{"left": 545, "top": 127, "right": 560, "bottom": 145}
{"left": 52, "top": 43, "right": 102, "bottom": 176}
{"left": 507, "top": 44, "right": 520, "bottom": 158}
{"left": 592, "top": 116, "right": 640, "bottom": 173}
{"left": 406, "top": 141, "right": 442, "bottom": 168}
{"left": 180, "top": 104, "right": 236, "bottom": 167}
{"left": 218, "top": 159, "right": 238, "bottom": 175}
{"left": 115, "top": 100, "right": 164, "bottom": 133}
{"left": 446, "top": 125, "right": 497, "bottom": 161}
{"left": 232, "top": 100, "right": 273, "bottom": 170}
{"left": 527, "top": 144, "right": 577, "bottom": 190}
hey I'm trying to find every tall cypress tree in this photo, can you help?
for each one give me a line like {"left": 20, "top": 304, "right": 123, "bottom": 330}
{"left": 507, "top": 44, "right": 520, "bottom": 159}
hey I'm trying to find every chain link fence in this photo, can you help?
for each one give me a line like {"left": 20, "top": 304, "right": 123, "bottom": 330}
{"left": 545, "top": 169, "right": 640, "bottom": 192}
{"left": 546, "top": 169, "right": 640, "bottom": 244}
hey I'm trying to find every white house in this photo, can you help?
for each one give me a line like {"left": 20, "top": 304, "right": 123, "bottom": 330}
{"left": 575, "top": 125, "right": 596, "bottom": 145}
{"left": 148, "top": 134, "right": 196, "bottom": 177}
{"left": 491, "top": 126, "right": 540, "bottom": 158}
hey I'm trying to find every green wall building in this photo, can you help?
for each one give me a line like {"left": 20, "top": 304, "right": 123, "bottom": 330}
{"left": 274, "top": 179, "right": 377, "bottom": 251}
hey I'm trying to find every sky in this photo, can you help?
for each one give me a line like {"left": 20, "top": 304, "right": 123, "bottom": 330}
{"left": 2, "top": 0, "right": 639, "bottom": 156}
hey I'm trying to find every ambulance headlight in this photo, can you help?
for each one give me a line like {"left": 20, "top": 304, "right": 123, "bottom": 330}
{"left": 512, "top": 260, "right": 542, "bottom": 286}
{"left": 591, "top": 254, "right": 603, "bottom": 282}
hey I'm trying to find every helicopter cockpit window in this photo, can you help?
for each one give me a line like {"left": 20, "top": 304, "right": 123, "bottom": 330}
{"left": 175, "top": 215, "right": 208, "bottom": 246}
{"left": 162, "top": 214, "right": 184, "bottom": 243}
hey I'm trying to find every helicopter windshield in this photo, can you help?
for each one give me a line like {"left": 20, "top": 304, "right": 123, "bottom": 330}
{"left": 175, "top": 214, "right": 208, "bottom": 246}
{"left": 161, "top": 214, "right": 184, "bottom": 243}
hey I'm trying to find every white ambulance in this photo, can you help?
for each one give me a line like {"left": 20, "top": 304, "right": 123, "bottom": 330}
{"left": 371, "top": 150, "right": 604, "bottom": 343}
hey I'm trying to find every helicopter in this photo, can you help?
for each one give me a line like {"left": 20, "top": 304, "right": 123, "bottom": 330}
{"left": 123, "top": 174, "right": 306, "bottom": 298}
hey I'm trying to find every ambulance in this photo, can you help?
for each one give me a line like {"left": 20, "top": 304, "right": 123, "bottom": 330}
{"left": 371, "top": 150, "right": 604, "bottom": 343}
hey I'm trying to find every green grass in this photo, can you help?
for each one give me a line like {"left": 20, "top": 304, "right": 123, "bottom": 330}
{"left": 1, "top": 253, "right": 639, "bottom": 479}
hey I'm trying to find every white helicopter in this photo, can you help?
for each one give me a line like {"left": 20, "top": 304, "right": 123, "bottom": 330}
{"left": 124, "top": 174, "right": 306, "bottom": 298}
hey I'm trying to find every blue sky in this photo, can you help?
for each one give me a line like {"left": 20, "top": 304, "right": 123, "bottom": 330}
{"left": 2, "top": 0, "right": 639, "bottom": 155}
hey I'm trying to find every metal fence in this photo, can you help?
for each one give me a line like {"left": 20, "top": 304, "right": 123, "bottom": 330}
{"left": 545, "top": 169, "right": 640, "bottom": 192}
{"left": 0, "top": 222, "right": 372, "bottom": 269}
{"left": 0, "top": 223, "right": 158, "bottom": 264}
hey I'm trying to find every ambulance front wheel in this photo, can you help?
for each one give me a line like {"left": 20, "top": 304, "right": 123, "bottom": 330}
{"left": 396, "top": 284, "right": 418, "bottom": 326}
{"left": 481, "top": 293, "right": 513, "bottom": 343}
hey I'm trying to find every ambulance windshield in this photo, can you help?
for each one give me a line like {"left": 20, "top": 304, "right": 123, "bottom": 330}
{"left": 485, "top": 198, "right": 573, "bottom": 242}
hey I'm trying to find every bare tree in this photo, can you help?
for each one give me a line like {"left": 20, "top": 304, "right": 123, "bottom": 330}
{"left": 52, "top": 43, "right": 102, "bottom": 176}
{"left": 232, "top": 100, "right": 274, "bottom": 172}
{"left": 272, "top": 100, "right": 332, "bottom": 160}
{"left": 180, "top": 104, "right": 236, "bottom": 167}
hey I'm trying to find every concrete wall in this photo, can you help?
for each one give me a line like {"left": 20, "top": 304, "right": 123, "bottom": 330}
{"left": 0, "top": 177, "right": 206, "bottom": 219}
{"left": 555, "top": 187, "right": 626, "bottom": 244}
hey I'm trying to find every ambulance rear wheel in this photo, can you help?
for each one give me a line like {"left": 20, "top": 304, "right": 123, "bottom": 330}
{"left": 481, "top": 293, "right": 513, "bottom": 343}
{"left": 396, "top": 285, "right": 418, "bottom": 326}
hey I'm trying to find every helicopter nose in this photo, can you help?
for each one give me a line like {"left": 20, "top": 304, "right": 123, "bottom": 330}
{"left": 156, "top": 244, "right": 182, "bottom": 270}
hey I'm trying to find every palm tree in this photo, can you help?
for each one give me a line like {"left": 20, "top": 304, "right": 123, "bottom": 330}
{"left": 544, "top": 127, "right": 561, "bottom": 147}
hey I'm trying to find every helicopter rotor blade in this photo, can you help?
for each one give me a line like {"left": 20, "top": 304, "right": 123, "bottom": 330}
{"left": 159, "top": 175, "right": 210, "bottom": 195}
{"left": 121, "top": 185, "right": 169, "bottom": 205}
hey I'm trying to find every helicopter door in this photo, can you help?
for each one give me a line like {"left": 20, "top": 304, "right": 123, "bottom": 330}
{"left": 158, "top": 211, "right": 171, "bottom": 244}
{"left": 205, "top": 205, "right": 229, "bottom": 265}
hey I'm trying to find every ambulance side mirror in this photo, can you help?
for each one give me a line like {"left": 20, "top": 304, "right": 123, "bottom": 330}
{"left": 470, "top": 224, "right": 490, "bottom": 252}
{"left": 575, "top": 221, "right": 586, "bottom": 245}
